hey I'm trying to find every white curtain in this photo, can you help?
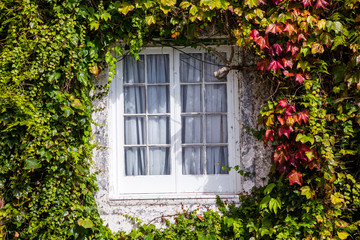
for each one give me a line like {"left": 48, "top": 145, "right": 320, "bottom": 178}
{"left": 181, "top": 53, "right": 229, "bottom": 175}
{"left": 123, "top": 55, "right": 170, "bottom": 176}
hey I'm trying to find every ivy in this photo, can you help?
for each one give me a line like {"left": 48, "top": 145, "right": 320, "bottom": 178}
{"left": 1, "top": 0, "right": 359, "bottom": 239}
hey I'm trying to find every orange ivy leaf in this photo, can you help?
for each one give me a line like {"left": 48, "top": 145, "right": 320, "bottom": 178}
{"left": 255, "top": 36, "right": 270, "bottom": 49}
{"left": 265, "top": 129, "right": 275, "bottom": 141}
{"left": 277, "top": 115, "right": 286, "bottom": 125}
{"left": 297, "top": 33, "right": 307, "bottom": 42}
{"left": 282, "top": 58, "right": 293, "bottom": 68}
{"left": 283, "top": 22, "right": 297, "bottom": 36}
{"left": 287, "top": 170, "right": 303, "bottom": 186}
{"left": 295, "top": 73, "right": 305, "bottom": 84}
{"left": 265, "top": 23, "right": 283, "bottom": 34}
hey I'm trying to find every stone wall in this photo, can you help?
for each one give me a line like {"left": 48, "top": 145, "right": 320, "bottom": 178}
{"left": 91, "top": 48, "right": 273, "bottom": 233}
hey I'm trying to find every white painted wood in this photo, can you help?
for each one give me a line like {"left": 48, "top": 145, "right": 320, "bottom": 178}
{"left": 109, "top": 46, "right": 241, "bottom": 199}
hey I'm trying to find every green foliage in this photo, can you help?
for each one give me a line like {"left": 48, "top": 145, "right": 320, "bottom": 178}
{"left": 1, "top": 0, "right": 359, "bottom": 239}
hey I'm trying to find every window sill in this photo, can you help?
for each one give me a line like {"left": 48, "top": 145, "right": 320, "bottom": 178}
{"left": 109, "top": 193, "right": 240, "bottom": 202}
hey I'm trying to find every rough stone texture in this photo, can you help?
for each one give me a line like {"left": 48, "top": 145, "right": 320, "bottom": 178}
{"left": 91, "top": 49, "right": 273, "bottom": 233}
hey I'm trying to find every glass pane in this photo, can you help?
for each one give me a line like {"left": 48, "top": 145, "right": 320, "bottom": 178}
{"left": 181, "top": 85, "right": 202, "bottom": 112}
{"left": 180, "top": 53, "right": 202, "bottom": 83}
{"left": 205, "top": 84, "right": 227, "bottom": 112}
{"left": 147, "top": 54, "right": 169, "bottom": 83}
{"left": 206, "top": 146, "right": 228, "bottom": 174}
{"left": 148, "top": 116, "right": 170, "bottom": 144}
{"left": 125, "top": 147, "right": 146, "bottom": 176}
{"left": 204, "top": 52, "right": 227, "bottom": 82}
{"left": 206, "top": 115, "right": 228, "bottom": 143}
{"left": 123, "top": 55, "right": 145, "bottom": 83}
{"left": 182, "top": 116, "right": 202, "bottom": 143}
{"left": 124, "top": 117, "right": 145, "bottom": 145}
{"left": 124, "top": 86, "right": 145, "bottom": 113}
{"left": 148, "top": 86, "right": 169, "bottom": 113}
{"left": 149, "top": 147, "right": 170, "bottom": 175}
{"left": 182, "top": 147, "right": 203, "bottom": 175}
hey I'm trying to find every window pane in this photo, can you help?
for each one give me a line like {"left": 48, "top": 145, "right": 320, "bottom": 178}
{"left": 206, "top": 147, "right": 228, "bottom": 174}
{"left": 123, "top": 55, "right": 145, "bottom": 83}
{"left": 125, "top": 147, "right": 146, "bottom": 175}
{"left": 206, "top": 115, "right": 227, "bottom": 143}
{"left": 181, "top": 85, "right": 202, "bottom": 112}
{"left": 124, "top": 117, "right": 145, "bottom": 145}
{"left": 180, "top": 53, "right": 202, "bottom": 83}
{"left": 149, "top": 147, "right": 170, "bottom": 175}
{"left": 204, "top": 52, "right": 227, "bottom": 82}
{"left": 147, "top": 55, "right": 169, "bottom": 83}
{"left": 124, "top": 86, "right": 145, "bottom": 114}
{"left": 205, "top": 84, "right": 227, "bottom": 112}
{"left": 182, "top": 147, "right": 203, "bottom": 175}
{"left": 148, "top": 86, "right": 169, "bottom": 113}
{"left": 148, "top": 116, "right": 169, "bottom": 144}
{"left": 182, "top": 116, "right": 202, "bottom": 143}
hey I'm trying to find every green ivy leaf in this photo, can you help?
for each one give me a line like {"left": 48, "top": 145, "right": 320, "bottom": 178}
{"left": 24, "top": 158, "right": 42, "bottom": 169}
{"left": 145, "top": 16, "right": 156, "bottom": 25}
{"left": 259, "top": 195, "right": 271, "bottom": 210}
{"left": 78, "top": 218, "right": 94, "bottom": 229}
{"left": 300, "top": 186, "right": 313, "bottom": 199}
{"left": 268, "top": 197, "right": 281, "bottom": 214}
{"left": 337, "top": 231, "right": 349, "bottom": 239}
{"left": 118, "top": 3, "right": 135, "bottom": 15}
{"left": 264, "top": 183, "right": 276, "bottom": 195}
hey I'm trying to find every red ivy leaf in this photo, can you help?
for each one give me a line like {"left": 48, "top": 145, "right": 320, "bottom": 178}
{"left": 274, "top": 144, "right": 290, "bottom": 165}
{"left": 255, "top": 36, "right": 270, "bottom": 50}
{"left": 268, "top": 59, "right": 284, "bottom": 73}
{"left": 298, "top": 110, "right": 309, "bottom": 124}
{"left": 249, "top": 29, "right": 259, "bottom": 41}
{"left": 285, "top": 105, "right": 296, "bottom": 116}
{"left": 286, "top": 42, "right": 300, "bottom": 56}
{"left": 283, "top": 22, "right": 297, "bottom": 36}
{"left": 257, "top": 59, "right": 269, "bottom": 73}
{"left": 302, "top": 0, "right": 313, "bottom": 7}
{"left": 295, "top": 73, "right": 305, "bottom": 84}
{"left": 295, "top": 143, "right": 311, "bottom": 160}
{"left": 265, "top": 23, "right": 283, "bottom": 34}
{"left": 316, "top": 0, "right": 328, "bottom": 9}
{"left": 278, "top": 126, "right": 294, "bottom": 138}
{"left": 277, "top": 99, "right": 288, "bottom": 108}
{"left": 287, "top": 170, "right": 303, "bottom": 186}
{"left": 289, "top": 155, "right": 300, "bottom": 168}
{"left": 282, "top": 58, "right": 293, "bottom": 68}
{"left": 272, "top": 0, "right": 283, "bottom": 4}
{"left": 269, "top": 44, "right": 283, "bottom": 56}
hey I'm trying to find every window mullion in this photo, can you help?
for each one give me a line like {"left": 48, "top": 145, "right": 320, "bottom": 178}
{"left": 202, "top": 53, "right": 207, "bottom": 175}
{"left": 145, "top": 54, "right": 149, "bottom": 175}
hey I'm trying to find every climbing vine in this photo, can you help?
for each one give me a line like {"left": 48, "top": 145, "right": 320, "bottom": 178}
{"left": 0, "top": 0, "right": 359, "bottom": 239}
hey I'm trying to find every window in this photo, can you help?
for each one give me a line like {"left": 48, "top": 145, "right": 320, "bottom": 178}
{"left": 109, "top": 47, "right": 240, "bottom": 199}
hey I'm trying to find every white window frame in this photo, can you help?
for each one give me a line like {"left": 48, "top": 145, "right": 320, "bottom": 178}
{"left": 109, "top": 46, "right": 241, "bottom": 199}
